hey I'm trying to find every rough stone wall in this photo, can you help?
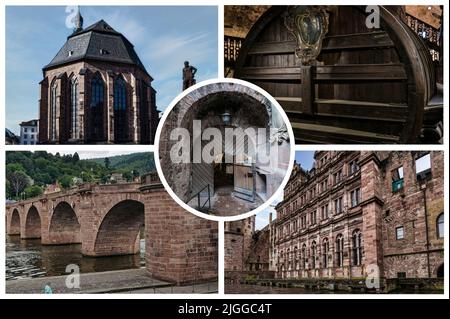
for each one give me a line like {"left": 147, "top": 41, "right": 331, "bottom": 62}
{"left": 380, "top": 151, "right": 444, "bottom": 278}
{"left": 224, "top": 6, "right": 271, "bottom": 38}
{"left": 405, "top": 5, "right": 442, "bottom": 28}
{"left": 246, "top": 226, "right": 270, "bottom": 271}
{"left": 144, "top": 189, "right": 218, "bottom": 284}
{"left": 224, "top": 216, "right": 255, "bottom": 271}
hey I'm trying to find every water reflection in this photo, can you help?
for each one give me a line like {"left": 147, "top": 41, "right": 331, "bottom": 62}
{"left": 225, "top": 284, "right": 442, "bottom": 294}
{"left": 6, "top": 235, "right": 145, "bottom": 280}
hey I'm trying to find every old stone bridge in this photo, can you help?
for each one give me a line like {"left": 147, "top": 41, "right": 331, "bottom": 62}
{"left": 5, "top": 173, "right": 218, "bottom": 284}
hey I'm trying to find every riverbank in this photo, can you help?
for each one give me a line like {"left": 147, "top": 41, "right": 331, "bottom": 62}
{"left": 6, "top": 268, "right": 218, "bottom": 294}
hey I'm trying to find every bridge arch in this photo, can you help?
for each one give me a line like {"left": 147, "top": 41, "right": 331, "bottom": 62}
{"left": 93, "top": 199, "right": 145, "bottom": 256}
{"left": 48, "top": 201, "right": 81, "bottom": 245}
{"left": 9, "top": 208, "right": 21, "bottom": 235}
{"left": 23, "top": 205, "right": 41, "bottom": 239}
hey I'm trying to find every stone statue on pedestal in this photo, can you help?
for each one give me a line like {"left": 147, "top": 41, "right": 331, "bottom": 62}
{"left": 182, "top": 61, "right": 197, "bottom": 90}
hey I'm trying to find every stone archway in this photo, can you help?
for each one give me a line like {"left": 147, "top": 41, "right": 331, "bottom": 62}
{"left": 23, "top": 206, "right": 41, "bottom": 239}
{"left": 48, "top": 201, "right": 81, "bottom": 245}
{"left": 9, "top": 209, "right": 21, "bottom": 235}
{"left": 93, "top": 199, "right": 145, "bottom": 256}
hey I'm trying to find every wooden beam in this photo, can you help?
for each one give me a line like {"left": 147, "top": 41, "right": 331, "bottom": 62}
{"left": 240, "top": 64, "right": 407, "bottom": 81}
{"left": 276, "top": 97, "right": 408, "bottom": 122}
{"left": 247, "top": 31, "right": 394, "bottom": 55}
{"left": 314, "top": 64, "right": 407, "bottom": 81}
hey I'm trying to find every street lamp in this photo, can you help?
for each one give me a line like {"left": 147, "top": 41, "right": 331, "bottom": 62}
{"left": 220, "top": 111, "right": 232, "bottom": 125}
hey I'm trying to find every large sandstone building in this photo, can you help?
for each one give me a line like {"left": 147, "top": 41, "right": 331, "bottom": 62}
{"left": 272, "top": 151, "right": 444, "bottom": 281}
{"left": 39, "top": 12, "right": 158, "bottom": 144}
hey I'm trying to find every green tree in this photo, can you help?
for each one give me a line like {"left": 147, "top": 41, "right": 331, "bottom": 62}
{"left": 24, "top": 185, "right": 43, "bottom": 199}
{"left": 6, "top": 170, "right": 30, "bottom": 198}
{"left": 104, "top": 157, "right": 110, "bottom": 169}
{"left": 6, "top": 163, "right": 25, "bottom": 173}
{"left": 59, "top": 175, "right": 73, "bottom": 189}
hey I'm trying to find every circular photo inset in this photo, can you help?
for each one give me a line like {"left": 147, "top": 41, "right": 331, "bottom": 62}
{"left": 155, "top": 79, "right": 294, "bottom": 220}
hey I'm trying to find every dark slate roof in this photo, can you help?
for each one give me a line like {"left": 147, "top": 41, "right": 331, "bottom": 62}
{"left": 20, "top": 119, "right": 39, "bottom": 126}
{"left": 44, "top": 20, "right": 148, "bottom": 75}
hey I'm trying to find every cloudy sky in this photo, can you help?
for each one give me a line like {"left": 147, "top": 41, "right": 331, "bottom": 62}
{"left": 5, "top": 5, "right": 218, "bottom": 134}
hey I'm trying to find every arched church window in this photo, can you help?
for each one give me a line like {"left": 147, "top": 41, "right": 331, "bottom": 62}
{"left": 91, "top": 74, "right": 104, "bottom": 108}
{"left": 113, "top": 76, "right": 127, "bottom": 142}
{"left": 70, "top": 77, "right": 78, "bottom": 139}
{"left": 50, "top": 81, "right": 58, "bottom": 141}
{"left": 89, "top": 73, "right": 105, "bottom": 141}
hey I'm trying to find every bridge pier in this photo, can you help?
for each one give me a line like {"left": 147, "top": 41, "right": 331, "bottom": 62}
{"left": 5, "top": 180, "right": 218, "bottom": 284}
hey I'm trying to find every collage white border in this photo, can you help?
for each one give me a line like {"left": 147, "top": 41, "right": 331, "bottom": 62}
{"left": 0, "top": 0, "right": 448, "bottom": 300}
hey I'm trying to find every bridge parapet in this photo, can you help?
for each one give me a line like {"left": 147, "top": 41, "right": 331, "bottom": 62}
{"left": 140, "top": 171, "right": 163, "bottom": 190}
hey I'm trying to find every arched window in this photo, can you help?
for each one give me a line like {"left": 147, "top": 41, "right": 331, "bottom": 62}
{"left": 335, "top": 234, "right": 344, "bottom": 267}
{"left": 322, "top": 238, "right": 329, "bottom": 268}
{"left": 437, "top": 213, "right": 444, "bottom": 239}
{"left": 301, "top": 244, "right": 306, "bottom": 269}
{"left": 114, "top": 76, "right": 127, "bottom": 141}
{"left": 91, "top": 74, "right": 104, "bottom": 108}
{"left": 352, "top": 229, "right": 362, "bottom": 266}
{"left": 311, "top": 241, "right": 317, "bottom": 269}
{"left": 70, "top": 77, "right": 78, "bottom": 139}
{"left": 50, "top": 81, "right": 58, "bottom": 141}
{"left": 90, "top": 73, "right": 104, "bottom": 140}
{"left": 294, "top": 246, "right": 298, "bottom": 270}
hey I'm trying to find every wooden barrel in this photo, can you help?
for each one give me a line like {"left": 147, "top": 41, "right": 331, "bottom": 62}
{"left": 234, "top": 6, "right": 435, "bottom": 144}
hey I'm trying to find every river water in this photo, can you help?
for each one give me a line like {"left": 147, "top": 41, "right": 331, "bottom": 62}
{"left": 225, "top": 284, "right": 443, "bottom": 294}
{"left": 5, "top": 235, "right": 145, "bottom": 281}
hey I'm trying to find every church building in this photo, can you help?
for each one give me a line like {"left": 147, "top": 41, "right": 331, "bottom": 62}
{"left": 38, "top": 11, "right": 158, "bottom": 144}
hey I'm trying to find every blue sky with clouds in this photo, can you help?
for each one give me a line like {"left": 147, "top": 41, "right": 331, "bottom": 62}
{"left": 255, "top": 151, "right": 315, "bottom": 230}
{"left": 5, "top": 6, "right": 218, "bottom": 134}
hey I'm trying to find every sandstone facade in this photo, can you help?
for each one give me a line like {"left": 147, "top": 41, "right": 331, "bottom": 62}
{"left": 272, "top": 151, "right": 444, "bottom": 280}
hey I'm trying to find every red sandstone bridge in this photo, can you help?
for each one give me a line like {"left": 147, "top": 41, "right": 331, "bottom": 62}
{"left": 5, "top": 173, "right": 218, "bottom": 284}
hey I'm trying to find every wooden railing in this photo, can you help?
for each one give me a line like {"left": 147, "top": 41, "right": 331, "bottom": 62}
{"left": 189, "top": 184, "right": 211, "bottom": 213}
{"left": 224, "top": 36, "right": 243, "bottom": 65}
{"left": 405, "top": 13, "right": 441, "bottom": 61}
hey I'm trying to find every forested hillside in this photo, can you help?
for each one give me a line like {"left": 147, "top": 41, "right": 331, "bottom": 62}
{"left": 6, "top": 151, "right": 155, "bottom": 200}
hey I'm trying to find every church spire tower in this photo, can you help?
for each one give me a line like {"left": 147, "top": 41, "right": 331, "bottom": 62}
{"left": 74, "top": 6, "right": 83, "bottom": 32}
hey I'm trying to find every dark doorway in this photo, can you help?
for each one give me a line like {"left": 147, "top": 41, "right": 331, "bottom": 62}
{"left": 214, "top": 154, "right": 233, "bottom": 189}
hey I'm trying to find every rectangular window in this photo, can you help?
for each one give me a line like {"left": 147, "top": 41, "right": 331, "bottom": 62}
{"left": 392, "top": 166, "right": 404, "bottom": 192}
{"left": 310, "top": 211, "right": 317, "bottom": 225}
{"left": 396, "top": 226, "right": 404, "bottom": 240}
{"left": 349, "top": 160, "right": 360, "bottom": 175}
{"left": 335, "top": 197, "right": 343, "bottom": 214}
{"left": 334, "top": 169, "right": 342, "bottom": 184}
{"left": 24, "top": 128, "right": 28, "bottom": 132}
{"left": 416, "top": 154, "right": 432, "bottom": 181}
{"left": 350, "top": 188, "right": 361, "bottom": 207}
{"left": 321, "top": 205, "right": 329, "bottom": 220}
